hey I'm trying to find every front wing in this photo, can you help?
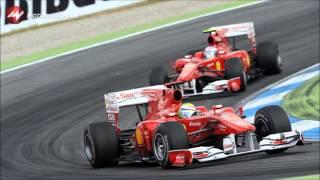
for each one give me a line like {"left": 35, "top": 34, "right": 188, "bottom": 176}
{"left": 166, "top": 77, "right": 241, "bottom": 97}
{"left": 168, "top": 130, "right": 304, "bottom": 167}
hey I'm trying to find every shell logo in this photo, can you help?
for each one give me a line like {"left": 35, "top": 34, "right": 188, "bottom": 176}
{"left": 244, "top": 54, "right": 250, "bottom": 68}
{"left": 135, "top": 128, "right": 144, "bottom": 145}
{"left": 216, "top": 62, "right": 221, "bottom": 70}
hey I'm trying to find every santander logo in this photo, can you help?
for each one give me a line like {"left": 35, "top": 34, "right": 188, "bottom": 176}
{"left": 6, "top": 6, "right": 25, "bottom": 24}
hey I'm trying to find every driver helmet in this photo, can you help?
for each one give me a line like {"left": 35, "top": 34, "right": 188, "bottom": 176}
{"left": 204, "top": 46, "right": 217, "bottom": 59}
{"left": 178, "top": 103, "right": 197, "bottom": 118}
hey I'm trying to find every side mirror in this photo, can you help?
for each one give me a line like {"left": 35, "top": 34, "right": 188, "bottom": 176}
{"left": 173, "top": 90, "right": 182, "bottom": 102}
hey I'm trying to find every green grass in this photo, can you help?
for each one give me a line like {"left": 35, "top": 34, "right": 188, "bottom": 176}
{"left": 282, "top": 76, "right": 320, "bottom": 120}
{"left": 1, "top": 0, "right": 256, "bottom": 71}
{"left": 279, "top": 174, "right": 320, "bottom": 180}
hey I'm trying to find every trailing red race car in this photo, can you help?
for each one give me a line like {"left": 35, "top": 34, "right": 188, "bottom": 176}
{"left": 83, "top": 86, "right": 303, "bottom": 169}
{"left": 150, "top": 22, "right": 283, "bottom": 97}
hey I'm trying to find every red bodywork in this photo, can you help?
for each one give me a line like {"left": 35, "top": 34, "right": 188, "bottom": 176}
{"left": 172, "top": 29, "right": 251, "bottom": 83}
{"left": 109, "top": 89, "right": 255, "bottom": 157}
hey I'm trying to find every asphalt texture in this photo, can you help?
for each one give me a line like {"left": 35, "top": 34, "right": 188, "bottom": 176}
{"left": 1, "top": 1, "right": 319, "bottom": 180}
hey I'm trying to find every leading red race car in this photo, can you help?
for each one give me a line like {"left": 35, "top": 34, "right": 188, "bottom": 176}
{"left": 149, "top": 22, "right": 283, "bottom": 97}
{"left": 83, "top": 86, "right": 303, "bottom": 169}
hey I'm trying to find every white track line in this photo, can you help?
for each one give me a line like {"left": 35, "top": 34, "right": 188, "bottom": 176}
{"left": 291, "top": 120, "right": 320, "bottom": 133}
{"left": 271, "top": 70, "right": 319, "bottom": 89}
{"left": 243, "top": 90, "right": 291, "bottom": 110}
{"left": 1, "top": 0, "right": 267, "bottom": 74}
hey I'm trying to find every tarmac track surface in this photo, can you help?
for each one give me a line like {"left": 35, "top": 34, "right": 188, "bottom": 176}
{"left": 1, "top": 1, "right": 319, "bottom": 180}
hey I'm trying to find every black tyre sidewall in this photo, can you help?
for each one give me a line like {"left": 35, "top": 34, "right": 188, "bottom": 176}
{"left": 255, "top": 106, "right": 291, "bottom": 135}
{"left": 257, "top": 42, "right": 282, "bottom": 75}
{"left": 84, "top": 122, "right": 119, "bottom": 168}
{"left": 224, "top": 58, "right": 247, "bottom": 91}
{"left": 149, "top": 66, "right": 169, "bottom": 85}
{"left": 254, "top": 106, "right": 292, "bottom": 154}
{"left": 153, "top": 122, "right": 189, "bottom": 168}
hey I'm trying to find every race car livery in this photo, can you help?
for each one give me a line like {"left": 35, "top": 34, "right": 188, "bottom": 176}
{"left": 83, "top": 86, "right": 303, "bottom": 169}
{"left": 150, "top": 22, "right": 283, "bottom": 97}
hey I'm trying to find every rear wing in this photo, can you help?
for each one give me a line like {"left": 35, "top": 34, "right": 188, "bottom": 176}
{"left": 203, "top": 22, "right": 255, "bottom": 37}
{"left": 104, "top": 85, "right": 166, "bottom": 130}
{"left": 203, "top": 22, "right": 256, "bottom": 53}
{"left": 104, "top": 85, "right": 166, "bottom": 113}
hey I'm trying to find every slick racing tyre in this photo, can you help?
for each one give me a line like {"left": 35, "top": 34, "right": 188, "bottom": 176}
{"left": 153, "top": 122, "right": 189, "bottom": 169}
{"left": 224, "top": 58, "right": 247, "bottom": 91}
{"left": 257, "top": 41, "right": 282, "bottom": 75}
{"left": 254, "top": 106, "right": 292, "bottom": 154}
{"left": 149, "top": 66, "right": 169, "bottom": 85}
{"left": 84, "top": 122, "right": 119, "bottom": 168}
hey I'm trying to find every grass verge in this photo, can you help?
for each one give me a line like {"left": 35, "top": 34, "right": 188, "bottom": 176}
{"left": 282, "top": 76, "right": 320, "bottom": 120}
{"left": 1, "top": 0, "right": 255, "bottom": 71}
{"left": 279, "top": 174, "right": 320, "bottom": 180}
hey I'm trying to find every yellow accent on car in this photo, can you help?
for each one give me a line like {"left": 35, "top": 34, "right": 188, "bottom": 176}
{"left": 182, "top": 124, "right": 187, "bottom": 130}
{"left": 216, "top": 61, "right": 221, "bottom": 70}
{"left": 245, "top": 54, "right": 250, "bottom": 67}
{"left": 135, "top": 128, "right": 144, "bottom": 145}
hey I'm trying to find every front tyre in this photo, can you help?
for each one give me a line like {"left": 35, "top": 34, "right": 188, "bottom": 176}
{"left": 254, "top": 106, "right": 291, "bottom": 154}
{"left": 153, "top": 122, "right": 189, "bottom": 168}
{"left": 84, "top": 122, "right": 119, "bottom": 168}
{"left": 224, "top": 58, "right": 247, "bottom": 91}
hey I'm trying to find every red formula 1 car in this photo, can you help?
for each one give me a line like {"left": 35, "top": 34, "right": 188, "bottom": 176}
{"left": 83, "top": 86, "right": 303, "bottom": 169}
{"left": 149, "top": 22, "right": 282, "bottom": 97}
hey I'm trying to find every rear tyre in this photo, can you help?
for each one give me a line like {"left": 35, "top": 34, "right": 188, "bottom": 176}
{"left": 84, "top": 122, "right": 119, "bottom": 168}
{"left": 153, "top": 122, "right": 189, "bottom": 169}
{"left": 149, "top": 66, "right": 169, "bottom": 85}
{"left": 257, "top": 42, "right": 282, "bottom": 75}
{"left": 224, "top": 58, "right": 247, "bottom": 91}
{"left": 254, "top": 106, "right": 291, "bottom": 154}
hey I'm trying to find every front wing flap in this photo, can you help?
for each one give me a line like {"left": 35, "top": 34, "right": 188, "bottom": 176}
{"left": 259, "top": 130, "right": 304, "bottom": 150}
{"left": 202, "top": 77, "right": 241, "bottom": 94}
{"left": 166, "top": 77, "right": 241, "bottom": 97}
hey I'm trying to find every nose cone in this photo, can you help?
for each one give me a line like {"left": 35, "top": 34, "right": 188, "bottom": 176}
{"left": 218, "top": 113, "right": 256, "bottom": 134}
{"left": 177, "top": 63, "right": 198, "bottom": 82}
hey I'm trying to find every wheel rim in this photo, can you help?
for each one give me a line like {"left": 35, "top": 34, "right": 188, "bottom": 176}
{"left": 84, "top": 133, "right": 94, "bottom": 161}
{"left": 153, "top": 133, "right": 168, "bottom": 161}
{"left": 277, "top": 55, "right": 282, "bottom": 69}
{"left": 241, "top": 71, "right": 247, "bottom": 87}
{"left": 255, "top": 119, "right": 269, "bottom": 142}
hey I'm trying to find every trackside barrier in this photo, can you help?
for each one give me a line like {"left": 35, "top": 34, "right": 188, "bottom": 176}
{"left": 1, "top": 0, "right": 143, "bottom": 34}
